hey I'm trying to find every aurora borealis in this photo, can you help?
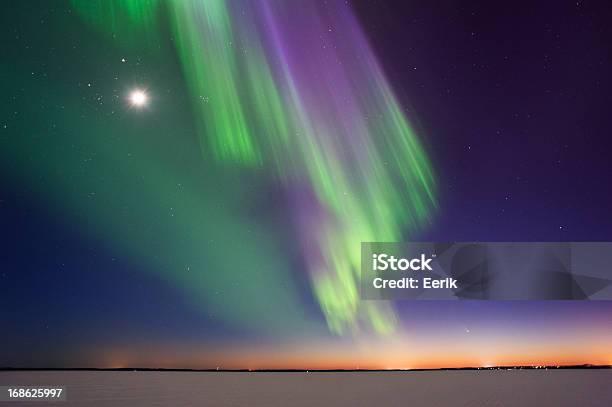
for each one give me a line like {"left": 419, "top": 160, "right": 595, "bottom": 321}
{"left": 2, "top": 0, "right": 612, "bottom": 370}
{"left": 69, "top": 0, "right": 436, "bottom": 335}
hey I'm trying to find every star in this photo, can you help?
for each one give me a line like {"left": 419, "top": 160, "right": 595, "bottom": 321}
{"left": 128, "top": 89, "right": 149, "bottom": 108}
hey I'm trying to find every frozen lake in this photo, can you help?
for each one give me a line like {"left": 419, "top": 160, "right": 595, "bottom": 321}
{"left": 1, "top": 369, "right": 610, "bottom": 406}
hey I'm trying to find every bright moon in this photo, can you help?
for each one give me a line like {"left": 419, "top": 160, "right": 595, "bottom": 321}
{"left": 128, "top": 89, "right": 148, "bottom": 108}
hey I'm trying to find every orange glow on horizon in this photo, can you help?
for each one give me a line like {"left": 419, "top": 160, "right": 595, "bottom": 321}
{"left": 91, "top": 336, "right": 612, "bottom": 371}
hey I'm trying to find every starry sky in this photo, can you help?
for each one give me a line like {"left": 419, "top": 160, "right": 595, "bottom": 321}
{"left": 1, "top": 0, "right": 612, "bottom": 369}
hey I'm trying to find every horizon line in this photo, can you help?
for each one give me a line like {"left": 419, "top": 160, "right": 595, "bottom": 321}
{"left": 1, "top": 364, "right": 610, "bottom": 373}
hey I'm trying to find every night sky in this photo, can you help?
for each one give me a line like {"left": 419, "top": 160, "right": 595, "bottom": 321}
{"left": 1, "top": 0, "right": 611, "bottom": 369}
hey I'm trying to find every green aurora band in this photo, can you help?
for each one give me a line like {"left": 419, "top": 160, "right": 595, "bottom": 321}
{"left": 62, "top": 0, "right": 436, "bottom": 335}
